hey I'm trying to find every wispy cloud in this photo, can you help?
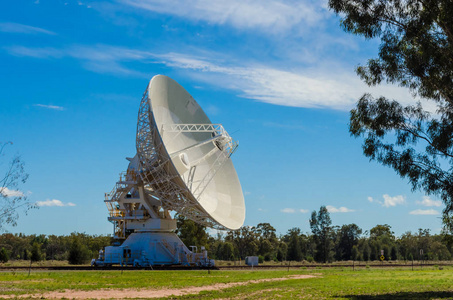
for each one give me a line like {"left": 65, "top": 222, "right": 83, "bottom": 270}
{"left": 4, "top": 45, "right": 422, "bottom": 110}
{"left": 34, "top": 104, "right": 65, "bottom": 111}
{"left": 409, "top": 209, "right": 439, "bottom": 215}
{"left": 0, "top": 22, "right": 56, "bottom": 35}
{"left": 326, "top": 205, "right": 355, "bottom": 213}
{"left": 281, "top": 208, "right": 309, "bottom": 213}
{"left": 262, "top": 121, "right": 306, "bottom": 131}
{"left": 416, "top": 196, "right": 442, "bottom": 207}
{"left": 156, "top": 52, "right": 423, "bottom": 110}
{"left": 120, "top": 0, "right": 327, "bottom": 34}
{"left": 36, "top": 199, "right": 76, "bottom": 207}
{"left": 4, "top": 46, "right": 64, "bottom": 59}
{"left": 204, "top": 104, "right": 220, "bottom": 116}
{"left": 3, "top": 45, "right": 150, "bottom": 77}
{"left": 0, "top": 187, "right": 25, "bottom": 198}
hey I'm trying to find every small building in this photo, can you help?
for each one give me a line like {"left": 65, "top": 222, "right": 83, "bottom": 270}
{"left": 245, "top": 256, "right": 258, "bottom": 266}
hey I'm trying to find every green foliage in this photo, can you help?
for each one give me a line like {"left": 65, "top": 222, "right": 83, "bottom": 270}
{"left": 30, "top": 242, "right": 42, "bottom": 262}
{"left": 2, "top": 221, "right": 453, "bottom": 265}
{"left": 335, "top": 223, "right": 362, "bottom": 260}
{"left": 351, "top": 245, "right": 359, "bottom": 261}
{"left": 362, "top": 242, "right": 371, "bottom": 261}
{"left": 258, "top": 255, "right": 264, "bottom": 264}
{"left": 370, "top": 224, "right": 394, "bottom": 240}
{"left": 286, "top": 227, "right": 302, "bottom": 261}
{"left": 310, "top": 206, "right": 333, "bottom": 262}
{"left": 22, "top": 249, "right": 28, "bottom": 260}
{"left": 68, "top": 237, "right": 91, "bottom": 265}
{"left": 383, "top": 245, "right": 390, "bottom": 261}
{"left": 391, "top": 246, "right": 398, "bottom": 260}
{"left": 0, "top": 142, "right": 34, "bottom": 230}
{"left": 226, "top": 226, "right": 259, "bottom": 259}
{"left": 215, "top": 242, "right": 235, "bottom": 261}
{"left": 328, "top": 0, "right": 453, "bottom": 222}
{"left": 275, "top": 242, "right": 287, "bottom": 262}
{"left": 175, "top": 214, "right": 209, "bottom": 248}
{"left": 0, "top": 247, "right": 9, "bottom": 263}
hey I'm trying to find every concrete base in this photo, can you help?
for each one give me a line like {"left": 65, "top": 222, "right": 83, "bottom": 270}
{"left": 97, "top": 231, "right": 212, "bottom": 267}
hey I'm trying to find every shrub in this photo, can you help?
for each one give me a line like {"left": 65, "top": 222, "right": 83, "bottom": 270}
{"left": 0, "top": 248, "right": 9, "bottom": 263}
{"left": 258, "top": 255, "right": 264, "bottom": 264}
{"left": 30, "top": 243, "right": 43, "bottom": 262}
{"left": 23, "top": 249, "right": 29, "bottom": 260}
{"left": 264, "top": 253, "right": 272, "bottom": 261}
{"left": 68, "top": 239, "right": 91, "bottom": 265}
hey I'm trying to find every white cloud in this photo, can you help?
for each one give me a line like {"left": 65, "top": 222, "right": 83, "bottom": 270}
{"left": 4, "top": 45, "right": 423, "bottom": 111}
{"left": 34, "top": 104, "right": 65, "bottom": 111}
{"left": 416, "top": 196, "right": 442, "bottom": 207}
{"left": 326, "top": 205, "right": 355, "bottom": 213}
{"left": 300, "top": 209, "right": 309, "bottom": 213}
{"left": 3, "top": 45, "right": 150, "bottom": 77}
{"left": 409, "top": 209, "right": 439, "bottom": 215}
{"left": 262, "top": 121, "right": 306, "bottom": 131}
{"left": 205, "top": 104, "right": 220, "bottom": 116}
{"left": 0, "top": 187, "right": 25, "bottom": 198}
{"left": 0, "top": 22, "right": 56, "bottom": 35}
{"left": 36, "top": 199, "right": 76, "bottom": 207}
{"left": 157, "top": 52, "right": 422, "bottom": 110}
{"left": 120, "top": 0, "right": 327, "bottom": 34}
{"left": 4, "top": 46, "right": 64, "bottom": 59}
{"left": 382, "top": 194, "right": 406, "bottom": 207}
{"left": 281, "top": 208, "right": 295, "bottom": 213}
{"left": 368, "top": 194, "right": 408, "bottom": 208}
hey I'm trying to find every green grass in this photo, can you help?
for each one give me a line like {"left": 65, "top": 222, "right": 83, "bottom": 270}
{"left": 179, "top": 267, "right": 453, "bottom": 299}
{"left": 1, "top": 267, "right": 453, "bottom": 299}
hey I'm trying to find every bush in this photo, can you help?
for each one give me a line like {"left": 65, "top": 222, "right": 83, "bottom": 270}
{"left": 258, "top": 255, "right": 264, "bottom": 264}
{"left": 276, "top": 248, "right": 285, "bottom": 262}
{"left": 306, "top": 256, "right": 314, "bottom": 263}
{"left": 0, "top": 248, "right": 9, "bottom": 263}
{"left": 30, "top": 242, "right": 43, "bottom": 262}
{"left": 68, "top": 239, "right": 91, "bottom": 265}
{"left": 23, "top": 249, "right": 29, "bottom": 260}
{"left": 264, "top": 253, "right": 272, "bottom": 261}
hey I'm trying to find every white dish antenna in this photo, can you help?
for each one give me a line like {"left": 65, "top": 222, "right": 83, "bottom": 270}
{"left": 135, "top": 75, "right": 245, "bottom": 230}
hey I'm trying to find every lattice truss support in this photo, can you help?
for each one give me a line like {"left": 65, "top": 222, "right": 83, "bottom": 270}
{"left": 134, "top": 87, "right": 233, "bottom": 230}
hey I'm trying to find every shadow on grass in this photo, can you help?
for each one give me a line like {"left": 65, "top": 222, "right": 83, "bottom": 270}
{"left": 341, "top": 291, "right": 453, "bottom": 299}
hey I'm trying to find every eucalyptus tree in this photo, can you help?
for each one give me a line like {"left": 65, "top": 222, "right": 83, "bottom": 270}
{"left": 310, "top": 206, "right": 334, "bottom": 262}
{"left": 0, "top": 142, "right": 33, "bottom": 230}
{"left": 328, "top": 0, "right": 453, "bottom": 223}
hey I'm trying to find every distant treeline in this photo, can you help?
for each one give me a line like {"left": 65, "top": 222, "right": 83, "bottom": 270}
{"left": 176, "top": 209, "right": 453, "bottom": 263}
{"left": 0, "top": 232, "right": 112, "bottom": 264}
{"left": 203, "top": 223, "right": 452, "bottom": 263}
{"left": 1, "top": 207, "right": 452, "bottom": 264}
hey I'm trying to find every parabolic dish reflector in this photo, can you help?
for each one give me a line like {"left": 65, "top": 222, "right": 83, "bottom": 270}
{"left": 136, "top": 75, "right": 245, "bottom": 230}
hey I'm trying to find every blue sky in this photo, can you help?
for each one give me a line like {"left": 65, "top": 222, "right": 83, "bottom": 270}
{"left": 0, "top": 0, "right": 444, "bottom": 237}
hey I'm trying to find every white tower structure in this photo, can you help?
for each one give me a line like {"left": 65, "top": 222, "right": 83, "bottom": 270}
{"left": 93, "top": 75, "right": 245, "bottom": 267}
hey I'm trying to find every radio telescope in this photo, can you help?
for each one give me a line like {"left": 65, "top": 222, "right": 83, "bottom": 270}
{"left": 93, "top": 75, "right": 245, "bottom": 267}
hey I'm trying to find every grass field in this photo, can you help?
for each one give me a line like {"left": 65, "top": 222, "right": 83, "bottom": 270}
{"left": 1, "top": 266, "right": 453, "bottom": 299}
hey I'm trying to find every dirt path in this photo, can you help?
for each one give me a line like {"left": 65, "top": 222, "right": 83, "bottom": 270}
{"left": 5, "top": 274, "right": 315, "bottom": 299}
